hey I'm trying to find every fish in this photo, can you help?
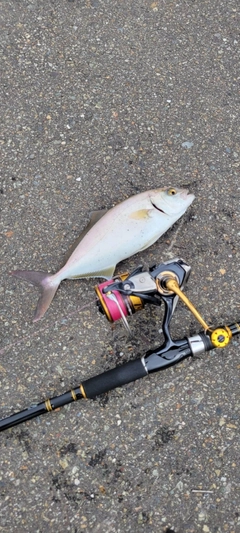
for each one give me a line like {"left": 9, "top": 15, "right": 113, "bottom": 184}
{"left": 10, "top": 186, "right": 195, "bottom": 322}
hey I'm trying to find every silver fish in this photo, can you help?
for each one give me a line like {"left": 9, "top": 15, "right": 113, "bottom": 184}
{"left": 10, "top": 186, "right": 195, "bottom": 321}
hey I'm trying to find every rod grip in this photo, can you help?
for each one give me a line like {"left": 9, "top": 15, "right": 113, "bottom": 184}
{"left": 82, "top": 359, "right": 147, "bottom": 399}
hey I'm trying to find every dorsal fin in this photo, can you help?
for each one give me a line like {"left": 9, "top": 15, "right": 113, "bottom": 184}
{"left": 62, "top": 209, "right": 108, "bottom": 265}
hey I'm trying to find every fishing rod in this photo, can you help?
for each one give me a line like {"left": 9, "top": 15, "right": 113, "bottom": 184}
{"left": 1, "top": 258, "right": 239, "bottom": 432}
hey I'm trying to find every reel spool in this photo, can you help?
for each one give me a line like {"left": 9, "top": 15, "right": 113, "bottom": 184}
{"left": 95, "top": 274, "right": 144, "bottom": 324}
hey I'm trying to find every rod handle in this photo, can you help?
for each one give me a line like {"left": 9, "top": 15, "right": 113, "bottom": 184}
{"left": 82, "top": 359, "right": 147, "bottom": 399}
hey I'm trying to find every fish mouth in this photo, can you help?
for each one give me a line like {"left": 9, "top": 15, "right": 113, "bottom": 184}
{"left": 180, "top": 189, "right": 196, "bottom": 204}
{"left": 180, "top": 188, "right": 189, "bottom": 199}
{"left": 150, "top": 200, "right": 166, "bottom": 214}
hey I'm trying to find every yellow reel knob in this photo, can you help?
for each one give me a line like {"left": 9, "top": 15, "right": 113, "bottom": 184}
{"left": 210, "top": 328, "right": 231, "bottom": 348}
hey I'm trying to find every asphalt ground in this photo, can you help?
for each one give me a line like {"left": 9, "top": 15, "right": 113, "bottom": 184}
{"left": 0, "top": 1, "right": 239, "bottom": 532}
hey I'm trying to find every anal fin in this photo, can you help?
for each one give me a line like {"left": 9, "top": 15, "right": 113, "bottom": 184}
{"left": 69, "top": 265, "right": 116, "bottom": 280}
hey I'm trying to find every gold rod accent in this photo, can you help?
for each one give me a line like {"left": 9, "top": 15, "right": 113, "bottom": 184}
{"left": 80, "top": 384, "right": 87, "bottom": 399}
{"left": 45, "top": 399, "right": 53, "bottom": 412}
{"left": 71, "top": 389, "right": 77, "bottom": 401}
{"left": 165, "top": 278, "right": 211, "bottom": 331}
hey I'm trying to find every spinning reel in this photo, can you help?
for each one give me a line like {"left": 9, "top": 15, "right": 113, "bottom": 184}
{"left": 95, "top": 258, "right": 232, "bottom": 351}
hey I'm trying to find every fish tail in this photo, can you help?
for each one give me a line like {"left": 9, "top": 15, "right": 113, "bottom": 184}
{"left": 10, "top": 270, "right": 60, "bottom": 322}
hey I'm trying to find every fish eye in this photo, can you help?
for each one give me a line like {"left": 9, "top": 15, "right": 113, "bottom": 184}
{"left": 167, "top": 188, "right": 177, "bottom": 196}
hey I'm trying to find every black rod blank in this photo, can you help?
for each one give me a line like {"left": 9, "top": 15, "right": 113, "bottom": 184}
{"left": 0, "top": 359, "right": 147, "bottom": 432}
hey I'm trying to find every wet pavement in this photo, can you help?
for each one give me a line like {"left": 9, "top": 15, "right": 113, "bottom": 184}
{"left": 0, "top": 1, "right": 239, "bottom": 532}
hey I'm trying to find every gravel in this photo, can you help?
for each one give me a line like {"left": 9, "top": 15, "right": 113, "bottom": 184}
{"left": 0, "top": 1, "right": 239, "bottom": 532}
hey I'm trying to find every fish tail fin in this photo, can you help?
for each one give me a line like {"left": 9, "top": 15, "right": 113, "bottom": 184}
{"left": 10, "top": 270, "right": 60, "bottom": 322}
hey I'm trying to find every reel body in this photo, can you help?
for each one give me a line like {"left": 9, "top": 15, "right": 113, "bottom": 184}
{"left": 95, "top": 259, "right": 190, "bottom": 324}
{"left": 95, "top": 257, "right": 232, "bottom": 352}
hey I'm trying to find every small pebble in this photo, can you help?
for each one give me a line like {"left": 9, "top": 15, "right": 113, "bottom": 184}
{"left": 182, "top": 141, "right": 194, "bottom": 149}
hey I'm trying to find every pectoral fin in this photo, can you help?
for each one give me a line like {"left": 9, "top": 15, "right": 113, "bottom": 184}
{"left": 62, "top": 209, "right": 108, "bottom": 265}
{"left": 129, "top": 209, "right": 150, "bottom": 220}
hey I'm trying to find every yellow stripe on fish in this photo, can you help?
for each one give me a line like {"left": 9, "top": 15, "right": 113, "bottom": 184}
{"left": 129, "top": 209, "right": 151, "bottom": 220}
